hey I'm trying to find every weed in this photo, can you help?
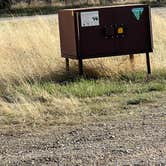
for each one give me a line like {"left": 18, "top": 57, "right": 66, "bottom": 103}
{"left": 127, "top": 96, "right": 152, "bottom": 105}
{"left": 57, "top": 79, "right": 127, "bottom": 98}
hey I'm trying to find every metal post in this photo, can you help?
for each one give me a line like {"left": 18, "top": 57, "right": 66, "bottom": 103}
{"left": 65, "top": 58, "right": 69, "bottom": 72}
{"left": 78, "top": 58, "right": 83, "bottom": 75}
{"left": 146, "top": 52, "right": 151, "bottom": 74}
{"left": 129, "top": 54, "right": 135, "bottom": 71}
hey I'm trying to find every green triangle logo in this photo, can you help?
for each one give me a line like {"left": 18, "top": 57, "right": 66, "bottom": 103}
{"left": 132, "top": 8, "right": 144, "bottom": 21}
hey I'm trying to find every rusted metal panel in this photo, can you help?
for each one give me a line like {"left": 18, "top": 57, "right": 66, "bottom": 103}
{"left": 58, "top": 4, "right": 153, "bottom": 59}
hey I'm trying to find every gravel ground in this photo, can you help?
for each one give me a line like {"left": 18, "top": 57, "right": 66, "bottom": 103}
{"left": 0, "top": 108, "right": 166, "bottom": 165}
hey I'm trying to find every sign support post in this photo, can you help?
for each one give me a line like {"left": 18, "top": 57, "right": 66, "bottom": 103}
{"left": 146, "top": 52, "right": 151, "bottom": 74}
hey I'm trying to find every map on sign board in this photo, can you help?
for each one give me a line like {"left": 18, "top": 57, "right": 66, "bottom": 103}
{"left": 80, "top": 11, "right": 99, "bottom": 27}
{"left": 132, "top": 8, "right": 144, "bottom": 21}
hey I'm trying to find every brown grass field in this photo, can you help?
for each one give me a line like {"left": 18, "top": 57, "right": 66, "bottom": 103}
{"left": 0, "top": 12, "right": 166, "bottom": 81}
{"left": 0, "top": 10, "right": 166, "bottom": 126}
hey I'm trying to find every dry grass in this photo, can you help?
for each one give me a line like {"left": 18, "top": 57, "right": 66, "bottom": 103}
{"left": 0, "top": 12, "right": 166, "bottom": 128}
{"left": 0, "top": 13, "right": 165, "bottom": 82}
{"left": 0, "top": 17, "right": 62, "bottom": 83}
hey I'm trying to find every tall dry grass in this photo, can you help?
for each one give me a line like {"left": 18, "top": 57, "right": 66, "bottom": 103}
{"left": 0, "top": 12, "right": 165, "bottom": 127}
{"left": 0, "top": 13, "right": 166, "bottom": 83}
{"left": 0, "top": 16, "right": 62, "bottom": 83}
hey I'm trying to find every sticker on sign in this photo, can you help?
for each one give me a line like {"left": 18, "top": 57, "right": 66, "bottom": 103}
{"left": 80, "top": 11, "right": 100, "bottom": 27}
{"left": 132, "top": 8, "right": 144, "bottom": 21}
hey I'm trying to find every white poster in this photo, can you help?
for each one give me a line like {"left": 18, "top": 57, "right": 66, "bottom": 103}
{"left": 80, "top": 11, "right": 99, "bottom": 27}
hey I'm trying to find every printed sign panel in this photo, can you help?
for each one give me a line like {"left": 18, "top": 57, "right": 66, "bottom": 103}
{"left": 80, "top": 11, "right": 99, "bottom": 27}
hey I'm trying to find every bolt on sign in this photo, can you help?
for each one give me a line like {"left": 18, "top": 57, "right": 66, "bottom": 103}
{"left": 58, "top": 4, "right": 153, "bottom": 75}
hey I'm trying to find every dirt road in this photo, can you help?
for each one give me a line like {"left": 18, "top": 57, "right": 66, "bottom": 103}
{"left": 0, "top": 14, "right": 58, "bottom": 22}
{"left": 0, "top": 106, "right": 166, "bottom": 165}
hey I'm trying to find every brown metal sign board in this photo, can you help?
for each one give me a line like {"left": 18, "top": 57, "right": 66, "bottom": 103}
{"left": 58, "top": 4, "right": 153, "bottom": 75}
